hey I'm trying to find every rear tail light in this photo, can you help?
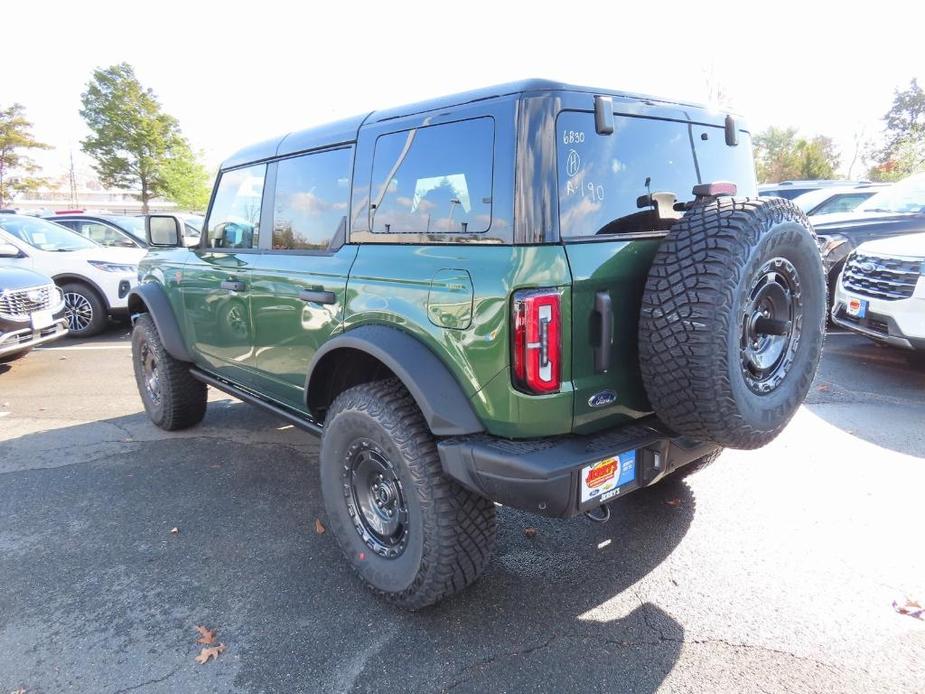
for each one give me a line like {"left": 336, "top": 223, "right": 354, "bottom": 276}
{"left": 511, "top": 289, "right": 561, "bottom": 394}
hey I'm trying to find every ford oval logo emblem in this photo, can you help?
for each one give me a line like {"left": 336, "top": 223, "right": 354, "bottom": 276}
{"left": 588, "top": 389, "right": 617, "bottom": 408}
{"left": 858, "top": 262, "right": 876, "bottom": 274}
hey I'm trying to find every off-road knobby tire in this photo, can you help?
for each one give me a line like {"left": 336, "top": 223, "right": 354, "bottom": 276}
{"left": 639, "top": 197, "right": 826, "bottom": 449}
{"left": 61, "top": 281, "right": 107, "bottom": 337}
{"left": 131, "top": 313, "right": 207, "bottom": 431}
{"left": 320, "top": 378, "right": 496, "bottom": 610}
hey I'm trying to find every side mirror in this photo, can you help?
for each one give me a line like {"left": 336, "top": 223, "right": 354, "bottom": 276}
{"left": 146, "top": 215, "right": 182, "bottom": 247}
{"left": 0, "top": 242, "right": 21, "bottom": 258}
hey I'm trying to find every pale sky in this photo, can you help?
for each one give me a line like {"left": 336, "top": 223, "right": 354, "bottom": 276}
{"left": 4, "top": 0, "right": 924, "bottom": 181}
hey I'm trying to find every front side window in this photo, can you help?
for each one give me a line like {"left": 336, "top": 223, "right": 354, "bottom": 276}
{"left": 272, "top": 148, "right": 352, "bottom": 250}
{"left": 557, "top": 112, "right": 757, "bottom": 238}
{"left": 370, "top": 118, "right": 494, "bottom": 234}
{"left": 205, "top": 164, "right": 266, "bottom": 249}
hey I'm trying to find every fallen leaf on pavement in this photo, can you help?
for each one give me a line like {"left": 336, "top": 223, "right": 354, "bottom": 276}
{"left": 665, "top": 498, "right": 683, "bottom": 508}
{"left": 314, "top": 518, "right": 326, "bottom": 534}
{"left": 523, "top": 527, "right": 537, "bottom": 539}
{"left": 893, "top": 597, "right": 924, "bottom": 620}
{"left": 195, "top": 625, "right": 216, "bottom": 644}
{"left": 195, "top": 643, "right": 225, "bottom": 664}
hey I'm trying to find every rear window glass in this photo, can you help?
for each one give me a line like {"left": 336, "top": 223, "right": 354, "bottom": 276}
{"left": 370, "top": 118, "right": 494, "bottom": 234}
{"left": 557, "top": 112, "right": 756, "bottom": 238}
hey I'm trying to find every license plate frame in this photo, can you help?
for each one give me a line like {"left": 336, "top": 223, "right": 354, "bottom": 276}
{"left": 31, "top": 309, "right": 54, "bottom": 330}
{"left": 579, "top": 451, "right": 637, "bottom": 505}
{"left": 846, "top": 296, "right": 868, "bottom": 319}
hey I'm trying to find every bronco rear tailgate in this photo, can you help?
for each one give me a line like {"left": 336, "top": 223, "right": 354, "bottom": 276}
{"left": 556, "top": 107, "right": 756, "bottom": 433}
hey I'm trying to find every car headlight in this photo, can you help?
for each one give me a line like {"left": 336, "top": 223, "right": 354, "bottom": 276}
{"left": 87, "top": 260, "right": 138, "bottom": 273}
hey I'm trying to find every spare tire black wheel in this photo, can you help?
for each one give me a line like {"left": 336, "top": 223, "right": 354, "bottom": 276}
{"left": 639, "top": 197, "right": 826, "bottom": 450}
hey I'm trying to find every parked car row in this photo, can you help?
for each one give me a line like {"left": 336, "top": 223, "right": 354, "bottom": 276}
{"left": 758, "top": 174, "right": 925, "bottom": 361}
{"left": 47, "top": 212, "right": 203, "bottom": 248}
{"left": 0, "top": 215, "right": 143, "bottom": 339}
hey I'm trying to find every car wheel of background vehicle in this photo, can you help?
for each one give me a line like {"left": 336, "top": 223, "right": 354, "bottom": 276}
{"left": 320, "top": 378, "right": 497, "bottom": 610}
{"left": 639, "top": 197, "right": 827, "bottom": 450}
{"left": 0, "top": 347, "right": 32, "bottom": 363}
{"left": 61, "top": 282, "right": 106, "bottom": 337}
{"left": 131, "top": 313, "right": 207, "bottom": 430}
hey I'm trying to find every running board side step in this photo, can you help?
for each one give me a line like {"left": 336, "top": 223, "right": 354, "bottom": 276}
{"left": 189, "top": 367, "right": 324, "bottom": 437}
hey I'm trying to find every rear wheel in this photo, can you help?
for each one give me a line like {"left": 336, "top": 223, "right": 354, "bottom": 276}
{"left": 131, "top": 313, "right": 207, "bottom": 430}
{"left": 320, "top": 378, "right": 496, "bottom": 610}
{"left": 639, "top": 197, "right": 826, "bottom": 449}
{"left": 61, "top": 282, "right": 106, "bottom": 337}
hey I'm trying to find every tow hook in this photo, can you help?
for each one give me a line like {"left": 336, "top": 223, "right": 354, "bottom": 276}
{"left": 585, "top": 505, "right": 611, "bottom": 523}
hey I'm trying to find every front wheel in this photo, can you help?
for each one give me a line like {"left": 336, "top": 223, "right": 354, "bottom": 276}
{"left": 131, "top": 313, "right": 207, "bottom": 430}
{"left": 61, "top": 282, "right": 107, "bottom": 337}
{"left": 320, "top": 379, "right": 497, "bottom": 610}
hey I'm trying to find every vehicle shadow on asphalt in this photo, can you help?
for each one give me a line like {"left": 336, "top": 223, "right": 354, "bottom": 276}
{"left": 807, "top": 334, "right": 925, "bottom": 457}
{"left": 0, "top": 403, "right": 695, "bottom": 694}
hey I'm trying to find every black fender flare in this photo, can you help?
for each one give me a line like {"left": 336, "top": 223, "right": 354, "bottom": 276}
{"left": 127, "top": 282, "right": 193, "bottom": 363}
{"left": 306, "top": 325, "right": 484, "bottom": 436}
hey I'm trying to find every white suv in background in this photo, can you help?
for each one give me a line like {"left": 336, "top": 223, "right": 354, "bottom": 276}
{"left": 832, "top": 233, "right": 925, "bottom": 357}
{"left": 0, "top": 215, "right": 144, "bottom": 337}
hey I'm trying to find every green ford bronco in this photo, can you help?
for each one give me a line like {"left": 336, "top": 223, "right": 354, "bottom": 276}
{"left": 130, "top": 80, "right": 826, "bottom": 609}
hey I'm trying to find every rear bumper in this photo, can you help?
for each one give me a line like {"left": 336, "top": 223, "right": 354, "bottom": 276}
{"left": 437, "top": 417, "right": 718, "bottom": 518}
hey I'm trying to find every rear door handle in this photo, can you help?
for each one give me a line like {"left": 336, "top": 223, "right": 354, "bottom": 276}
{"left": 298, "top": 289, "right": 336, "bottom": 305}
{"left": 593, "top": 290, "right": 613, "bottom": 373}
{"left": 221, "top": 279, "right": 246, "bottom": 292}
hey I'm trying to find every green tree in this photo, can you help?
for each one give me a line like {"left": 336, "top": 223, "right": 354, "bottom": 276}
{"left": 0, "top": 103, "right": 51, "bottom": 207}
{"left": 796, "top": 136, "right": 839, "bottom": 180}
{"left": 753, "top": 127, "right": 839, "bottom": 183}
{"left": 80, "top": 63, "right": 198, "bottom": 213}
{"left": 161, "top": 145, "right": 211, "bottom": 211}
{"left": 869, "top": 79, "right": 925, "bottom": 181}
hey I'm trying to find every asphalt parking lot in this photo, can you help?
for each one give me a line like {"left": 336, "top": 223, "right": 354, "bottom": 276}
{"left": 1, "top": 326, "right": 924, "bottom": 693}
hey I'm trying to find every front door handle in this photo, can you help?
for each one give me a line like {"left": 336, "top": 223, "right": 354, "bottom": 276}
{"left": 221, "top": 279, "right": 246, "bottom": 292}
{"left": 299, "top": 289, "right": 336, "bottom": 305}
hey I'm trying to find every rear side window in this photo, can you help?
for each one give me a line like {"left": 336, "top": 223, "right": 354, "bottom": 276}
{"left": 205, "top": 163, "right": 266, "bottom": 249}
{"left": 557, "top": 112, "right": 756, "bottom": 238}
{"left": 370, "top": 118, "right": 494, "bottom": 234}
{"left": 272, "top": 147, "right": 352, "bottom": 251}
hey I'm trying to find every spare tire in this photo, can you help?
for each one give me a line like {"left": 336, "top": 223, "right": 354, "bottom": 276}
{"left": 638, "top": 197, "right": 826, "bottom": 449}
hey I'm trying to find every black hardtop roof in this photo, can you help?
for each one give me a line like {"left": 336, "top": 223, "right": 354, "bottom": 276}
{"left": 221, "top": 79, "right": 719, "bottom": 170}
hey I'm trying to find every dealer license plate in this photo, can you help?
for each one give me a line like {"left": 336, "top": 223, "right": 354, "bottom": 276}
{"left": 846, "top": 296, "right": 867, "bottom": 319}
{"left": 580, "top": 451, "right": 636, "bottom": 504}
